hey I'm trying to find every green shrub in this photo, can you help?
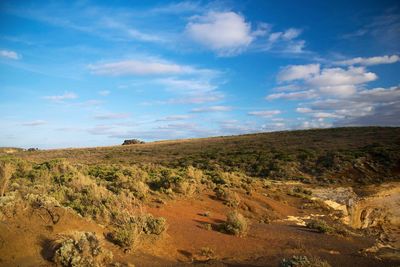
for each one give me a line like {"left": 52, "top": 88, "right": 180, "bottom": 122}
{"left": 306, "top": 220, "right": 334, "bottom": 234}
{"left": 280, "top": 255, "right": 331, "bottom": 267}
{"left": 53, "top": 232, "right": 113, "bottom": 267}
{"left": 220, "top": 211, "right": 248, "bottom": 236}
{"left": 142, "top": 214, "right": 167, "bottom": 235}
{"left": 214, "top": 186, "right": 240, "bottom": 207}
{"left": 108, "top": 223, "right": 141, "bottom": 249}
{"left": 108, "top": 213, "right": 167, "bottom": 249}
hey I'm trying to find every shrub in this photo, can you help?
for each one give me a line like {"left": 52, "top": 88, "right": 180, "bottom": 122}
{"left": 199, "top": 247, "right": 215, "bottom": 258}
{"left": 214, "top": 186, "right": 240, "bottom": 207}
{"left": 122, "top": 139, "right": 145, "bottom": 145}
{"left": 128, "top": 180, "right": 149, "bottom": 200}
{"left": 0, "top": 162, "right": 13, "bottom": 196}
{"left": 108, "top": 223, "right": 142, "bottom": 249}
{"left": 220, "top": 211, "right": 248, "bottom": 236}
{"left": 142, "top": 214, "right": 167, "bottom": 235}
{"left": 108, "top": 213, "right": 167, "bottom": 249}
{"left": 52, "top": 232, "right": 113, "bottom": 267}
{"left": 306, "top": 220, "right": 334, "bottom": 234}
{"left": 280, "top": 255, "right": 331, "bottom": 267}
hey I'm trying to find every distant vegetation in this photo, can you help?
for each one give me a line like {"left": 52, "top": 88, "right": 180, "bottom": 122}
{"left": 4, "top": 127, "right": 399, "bottom": 185}
{"left": 122, "top": 139, "right": 145, "bottom": 145}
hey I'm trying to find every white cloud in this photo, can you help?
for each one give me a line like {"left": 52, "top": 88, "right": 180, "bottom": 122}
{"left": 157, "top": 115, "right": 191, "bottom": 121}
{"left": 277, "top": 64, "right": 320, "bottom": 82}
{"left": 43, "top": 92, "right": 78, "bottom": 102}
{"left": 98, "top": 90, "right": 110, "bottom": 96}
{"left": 94, "top": 113, "right": 130, "bottom": 120}
{"left": 295, "top": 86, "right": 400, "bottom": 126}
{"left": 0, "top": 49, "right": 20, "bottom": 60}
{"left": 166, "top": 93, "right": 225, "bottom": 104}
{"left": 186, "top": 11, "right": 254, "bottom": 56}
{"left": 88, "top": 59, "right": 196, "bottom": 76}
{"left": 307, "top": 66, "right": 377, "bottom": 87}
{"left": 157, "top": 78, "right": 217, "bottom": 93}
{"left": 312, "top": 112, "right": 341, "bottom": 119}
{"left": 318, "top": 85, "right": 357, "bottom": 97}
{"left": 266, "top": 90, "right": 317, "bottom": 100}
{"left": 248, "top": 110, "right": 281, "bottom": 117}
{"left": 263, "top": 27, "right": 306, "bottom": 54}
{"left": 191, "top": 105, "right": 232, "bottom": 112}
{"left": 21, "top": 120, "right": 47, "bottom": 126}
{"left": 335, "top": 55, "right": 399, "bottom": 66}
{"left": 296, "top": 107, "right": 312, "bottom": 113}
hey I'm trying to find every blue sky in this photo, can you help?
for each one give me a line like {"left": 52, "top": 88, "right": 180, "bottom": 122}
{"left": 0, "top": 0, "right": 399, "bottom": 148}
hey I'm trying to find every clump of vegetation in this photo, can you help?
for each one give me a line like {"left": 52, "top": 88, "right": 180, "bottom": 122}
{"left": 220, "top": 211, "right": 248, "bottom": 236}
{"left": 306, "top": 219, "right": 334, "bottom": 234}
{"left": 288, "top": 187, "right": 313, "bottom": 198}
{"left": 199, "top": 247, "right": 215, "bottom": 259}
{"left": 108, "top": 212, "right": 167, "bottom": 249}
{"left": 142, "top": 214, "right": 167, "bottom": 235}
{"left": 0, "top": 162, "right": 13, "bottom": 196}
{"left": 214, "top": 186, "right": 241, "bottom": 207}
{"left": 52, "top": 232, "right": 113, "bottom": 267}
{"left": 280, "top": 255, "right": 331, "bottom": 267}
{"left": 122, "top": 139, "right": 145, "bottom": 145}
{"left": 108, "top": 222, "right": 142, "bottom": 249}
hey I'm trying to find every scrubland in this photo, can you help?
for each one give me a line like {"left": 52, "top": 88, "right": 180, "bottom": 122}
{"left": 0, "top": 127, "right": 399, "bottom": 266}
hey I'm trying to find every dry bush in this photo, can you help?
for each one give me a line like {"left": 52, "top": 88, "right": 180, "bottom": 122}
{"left": 186, "top": 166, "right": 203, "bottom": 181}
{"left": 214, "top": 186, "right": 241, "bottom": 207}
{"left": 52, "top": 232, "right": 113, "bottom": 267}
{"left": 108, "top": 206, "right": 167, "bottom": 250}
{"left": 0, "top": 162, "right": 13, "bottom": 196}
{"left": 280, "top": 255, "right": 331, "bottom": 267}
{"left": 175, "top": 180, "right": 198, "bottom": 196}
{"left": 306, "top": 220, "right": 334, "bottom": 234}
{"left": 220, "top": 210, "right": 248, "bottom": 236}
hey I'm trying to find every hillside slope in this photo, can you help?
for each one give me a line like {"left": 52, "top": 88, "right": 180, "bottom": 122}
{"left": 8, "top": 127, "right": 400, "bottom": 185}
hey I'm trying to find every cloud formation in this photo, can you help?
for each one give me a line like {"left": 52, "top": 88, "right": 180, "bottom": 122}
{"left": 186, "top": 11, "right": 254, "bottom": 56}
{"left": 248, "top": 110, "right": 281, "bottom": 117}
{"left": 21, "top": 120, "right": 47, "bottom": 126}
{"left": 335, "top": 55, "right": 399, "bottom": 66}
{"left": 0, "top": 49, "right": 20, "bottom": 60}
{"left": 43, "top": 92, "right": 78, "bottom": 102}
{"left": 94, "top": 113, "right": 130, "bottom": 120}
{"left": 191, "top": 105, "right": 232, "bottom": 112}
{"left": 88, "top": 59, "right": 196, "bottom": 76}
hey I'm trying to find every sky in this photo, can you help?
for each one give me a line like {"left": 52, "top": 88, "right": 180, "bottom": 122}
{"left": 0, "top": 0, "right": 399, "bottom": 148}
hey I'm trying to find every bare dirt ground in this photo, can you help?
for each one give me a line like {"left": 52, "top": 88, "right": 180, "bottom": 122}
{"left": 1, "top": 184, "right": 397, "bottom": 267}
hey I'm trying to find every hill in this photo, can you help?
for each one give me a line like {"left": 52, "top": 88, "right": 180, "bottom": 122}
{"left": 0, "top": 127, "right": 399, "bottom": 266}
{"left": 8, "top": 126, "right": 400, "bottom": 185}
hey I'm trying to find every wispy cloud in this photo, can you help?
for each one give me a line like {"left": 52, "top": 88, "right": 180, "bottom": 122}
{"left": 93, "top": 113, "right": 130, "bottom": 120}
{"left": 43, "top": 92, "right": 78, "bottom": 102}
{"left": 156, "top": 115, "right": 191, "bottom": 121}
{"left": 334, "top": 55, "right": 400, "bottom": 66}
{"left": 98, "top": 90, "right": 110, "bottom": 96}
{"left": 248, "top": 110, "right": 281, "bottom": 117}
{"left": 0, "top": 49, "right": 20, "bottom": 60}
{"left": 191, "top": 105, "right": 232, "bottom": 112}
{"left": 88, "top": 58, "right": 215, "bottom": 76}
{"left": 21, "top": 120, "right": 47, "bottom": 126}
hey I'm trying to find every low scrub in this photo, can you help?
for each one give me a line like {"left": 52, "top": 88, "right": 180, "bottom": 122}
{"left": 306, "top": 219, "right": 351, "bottom": 236}
{"left": 214, "top": 186, "right": 241, "bottom": 207}
{"left": 280, "top": 255, "right": 331, "bottom": 267}
{"left": 220, "top": 211, "right": 248, "bottom": 236}
{"left": 52, "top": 232, "right": 113, "bottom": 267}
{"left": 306, "top": 219, "right": 334, "bottom": 233}
{"left": 108, "top": 212, "right": 167, "bottom": 249}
